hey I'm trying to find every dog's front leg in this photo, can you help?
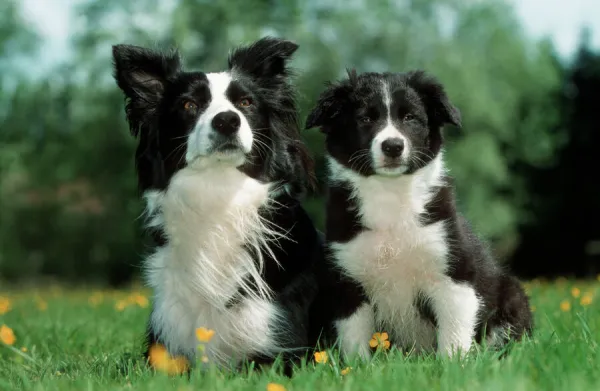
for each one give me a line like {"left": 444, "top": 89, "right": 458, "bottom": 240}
{"left": 426, "top": 279, "right": 480, "bottom": 358}
{"left": 334, "top": 302, "right": 375, "bottom": 361}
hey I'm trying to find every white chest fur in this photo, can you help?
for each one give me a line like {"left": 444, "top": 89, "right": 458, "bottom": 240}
{"left": 143, "top": 162, "right": 286, "bottom": 366}
{"left": 329, "top": 155, "right": 480, "bottom": 355}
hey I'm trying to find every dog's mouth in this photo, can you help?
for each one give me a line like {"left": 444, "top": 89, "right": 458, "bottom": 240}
{"left": 382, "top": 161, "right": 402, "bottom": 169}
{"left": 375, "top": 159, "right": 408, "bottom": 176}
{"left": 214, "top": 141, "right": 242, "bottom": 153}
{"left": 380, "top": 156, "right": 407, "bottom": 168}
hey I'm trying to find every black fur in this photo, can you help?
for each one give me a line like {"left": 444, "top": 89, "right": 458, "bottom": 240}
{"left": 307, "top": 70, "right": 532, "bottom": 355}
{"left": 112, "top": 37, "right": 322, "bottom": 373}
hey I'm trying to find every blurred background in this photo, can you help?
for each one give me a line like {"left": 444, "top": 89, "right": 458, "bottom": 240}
{"left": 0, "top": 0, "right": 598, "bottom": 286}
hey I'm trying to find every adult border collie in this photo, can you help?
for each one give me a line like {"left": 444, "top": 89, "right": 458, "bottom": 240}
{"left": 112, "top": 37, "right": 323, "bottom": 371}
{"left": 306, "top": 70, "right": 532, "bottom": 359}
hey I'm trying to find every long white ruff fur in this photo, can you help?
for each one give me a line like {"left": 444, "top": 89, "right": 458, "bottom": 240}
{"left": 143, "top": 160, "right": 291, "bottom": 368}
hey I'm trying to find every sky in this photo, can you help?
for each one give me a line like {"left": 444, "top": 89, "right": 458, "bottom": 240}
{"left": 19, "top": 0, "right": 600, "bottom": 69}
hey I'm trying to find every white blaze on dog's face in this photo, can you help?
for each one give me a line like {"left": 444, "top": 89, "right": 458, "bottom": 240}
{"left": 368, "top": 80, "right": 420, "bottom": 176}
{"left": 306, "top": 70, "right": 462, "bottom": 177}
{"left": 185, "top": 72, "right": 255, "bottom": 166}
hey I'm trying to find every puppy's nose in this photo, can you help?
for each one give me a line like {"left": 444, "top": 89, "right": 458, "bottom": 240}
{"left": 381, "top": 138, "right": 404, "bottom": 158}
{"left": 211, "top": 111, "right": 240, "bottom": 135}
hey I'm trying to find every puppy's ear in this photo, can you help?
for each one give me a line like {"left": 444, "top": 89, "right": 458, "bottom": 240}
{"left": 305, "top": 84, "right": 349, "bottom": 133}
{"left": 406, "top": 70, "right": 461, "bottom": 128}
{"left": 228, "top": 36, "right": 298, "bottom": 79}
{"left": 112, "top": 44, "right": 181, "bottom": 136}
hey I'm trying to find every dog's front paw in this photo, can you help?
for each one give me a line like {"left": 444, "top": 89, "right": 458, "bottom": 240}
{"left": 437, "top": 337, "right": 472, "bottom": 359}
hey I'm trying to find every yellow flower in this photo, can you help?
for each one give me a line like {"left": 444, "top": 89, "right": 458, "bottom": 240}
{"left": 148, "top": 344, "right": 189, "bottom": 375}
{"left": 21, "top": 347, "right": 27, "bottom": 352}
{"left": 341, "top": 366, "right": 351, "bottom": 375}
{"left": 266, "top": 383, "right": 286, "bottom": 391}
{"left": 195, "top": 327, "right": 215, "bottom": 343}
{"left": 571, "top": 287, "right": 581, "bottom": 298}
{"left": 37, "top": 300, "right": 48, "bottom": 311}
{"left": 369, "top": 332, "right": 390, "bottom": 350}
{"left": 314, "top": 350, "right": 328, "bottom": 364}
{"left": 581, "top": 294, "right": 593, "bottom": 306}
{"left": 0, "top": 297, "right": 11, "bottom": 315}
{"left": 0, "top": 325, "right": 16, "bottom": 345}
{"left": 115, "top": 300, "right": 128, "bottom": 311}
{"left": 560, "top": 300, "right": 571, "bottom": 312}
{"left": 132, "top": 294, "right": 149, "bottom": 308}
{"left": 89, "top": 292, "right": 103, "bottom": 306}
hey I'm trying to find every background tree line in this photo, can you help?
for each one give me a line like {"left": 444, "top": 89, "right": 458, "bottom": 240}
{"left": 0, "top": 0, "right": 598, "bottom": 285}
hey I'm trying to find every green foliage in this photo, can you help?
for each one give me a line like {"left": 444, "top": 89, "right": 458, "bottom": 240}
{"left": 0, "top": 0, "right": 572, "bottom": 281}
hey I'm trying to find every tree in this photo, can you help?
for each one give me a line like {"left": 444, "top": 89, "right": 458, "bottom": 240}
{"left": 512, "top": 30, "right": 600, "bottom": 278}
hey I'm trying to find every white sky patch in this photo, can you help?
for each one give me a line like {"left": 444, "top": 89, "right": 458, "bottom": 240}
{"left": 511, "top": 0, "right": 600, "bottom": 57}
{"left": 16, "top": 0, "right": 600, "bottom": 75}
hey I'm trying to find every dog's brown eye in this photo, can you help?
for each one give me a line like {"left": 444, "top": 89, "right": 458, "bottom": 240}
{"left": 238, "top": 98, "right": 252, "bottom": 107}
{"left": 403, "top": 113, "right": 415, "bottom": 122}
{"left": 183, "top": 101, "right": 198, "bottom": 112}
{"left": 360, "top": 116, "right": 372, "bottom": 123}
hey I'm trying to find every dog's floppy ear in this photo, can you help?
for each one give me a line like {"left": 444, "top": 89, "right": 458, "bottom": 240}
{"left": 406, "top": 70, "right": 461, "bottom": 128}
{"left": 112, "top": 44, "right": 181, "bottom": 136}
{"left": 306, "top": 69, "right": 356, "bottom": 132}
{"left": 228, "top": 36, "right": 298, "bottom": 79}
{"left": 305, "top": 84, "right": 350, "bottom": 132}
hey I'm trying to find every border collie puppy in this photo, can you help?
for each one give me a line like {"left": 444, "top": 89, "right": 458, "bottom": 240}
{"left": 306, "top": 70, "right": 532, "bottom": 359}
{"left": 112, "top": 37, "right": 323, "bottom": 371}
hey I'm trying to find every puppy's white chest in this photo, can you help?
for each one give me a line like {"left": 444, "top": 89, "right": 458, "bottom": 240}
{"left": 333, "top": 182, "right": 449, "bottom": 295}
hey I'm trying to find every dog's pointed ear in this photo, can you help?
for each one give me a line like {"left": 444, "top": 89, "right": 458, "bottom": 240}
{"left": 112, "top": 44, "right": 181, "bottom": 136}
{"left": 406, "top": 70, "right": 461, "bottom": 128}
{"left": 228, "top": 36, "right": 298, "bottom": 79}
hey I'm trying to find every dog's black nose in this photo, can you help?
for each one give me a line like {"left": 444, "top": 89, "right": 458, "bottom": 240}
{"left": 212, "top": 111, "right": 241, "bottom": 135}
{"left": 381, "top": 138, "right": 404, "bottom": 158}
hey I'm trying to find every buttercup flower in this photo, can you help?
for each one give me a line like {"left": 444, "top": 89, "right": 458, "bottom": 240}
{"left": 0, "top": 325, "right": 16, "bottom": 345}
{"left": 195, "top": 327, "right": 215, "bottom": 343}
{"left": 560, "top": 300, "right": 571, "bottom": 312}
{"left": 571, "top": 287, "right": 581, "bottom": 298}
{"left": 369, "top": 332, "right": 390, "bottom": 349}
{"left": 314, "top": 350, "right": 328, "bottom": 364}
{"left": 115, "top": 300, "right": 128, "bottom": 311}
{"left": 341, "top": 367, "right": 351, "bottom": 375}
{"left": 0, "top": 297, "right": 11, "bottom": 315}
{"left": 37, "top": 300, "right": 48, "bottom": 311}
{"left": 89, "top": 292, "right": 103, "bottom": 306}
{"left": 132, "top": 294, "right": 149, "bottom": 308}
{"left": 148, "top": 343, "right": 189, "bottom": 375}
{"left": 266, "top": 383, "right": 286, "bottom": 391}
{"left": 581, "top": 294, "right": 593, "bottom": 306}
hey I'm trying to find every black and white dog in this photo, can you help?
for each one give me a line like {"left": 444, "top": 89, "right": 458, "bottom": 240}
{"left": 112, "top": 37, "right": 323, "bottom": 370}
{"left": 306, "top": 70, "right": 532, "bottom": 359}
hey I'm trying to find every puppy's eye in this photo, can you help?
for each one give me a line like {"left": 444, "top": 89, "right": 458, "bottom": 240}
{"left": 403, "top": 113, "right": 416, "bottom": 122}
{"left": 183, "top": 101, "right": 198, "bottom": 112}
{"left": 360, "top": 116, "right": 373, "bottom": 123}
{"left": 238, "top": 97, "right": 252, "bottom": 107}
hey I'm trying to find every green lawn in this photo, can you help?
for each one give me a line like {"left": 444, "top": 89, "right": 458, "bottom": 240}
{"left": 0, "top": 279, "right": 598, "bottom": 391}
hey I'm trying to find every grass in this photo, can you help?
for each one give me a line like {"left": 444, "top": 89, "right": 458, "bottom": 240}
{"left": 0, "top": 278, "right": 599, "bottom": 391}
